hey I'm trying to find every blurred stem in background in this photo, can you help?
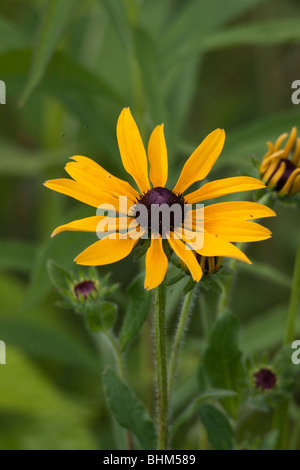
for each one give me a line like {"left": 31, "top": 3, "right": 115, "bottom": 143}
{"left": 275, "top": 227, "right": 300, "bottom": 450}
{"left": 154, "top": 282, "right": 169, "bottom": 450}
{"left": 217, "top": 243, "right": 245, "bottom": 315}
{"left": 168, "top": 288, "right": 196, "bottom": 404}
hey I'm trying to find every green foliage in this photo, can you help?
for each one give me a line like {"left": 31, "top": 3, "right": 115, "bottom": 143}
{"left": 1, "top": 0, "right": 300, "bottom": 451}
{"left": 103, "top": 368, "right": 157, "bottom": 450}
{"left": 198, "top": 403, "right": 235, "bottom": 450}
{"left": 203, "top": 312, "right": 245, "bottom": 415}
{"left": 119, "top": 272, "right": 152, "bottom": 351}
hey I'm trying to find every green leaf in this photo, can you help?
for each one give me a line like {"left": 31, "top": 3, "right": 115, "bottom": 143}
{"left": 172, "top": 389, "right": 237, "bottom": 435}
{"left": 203, "top": 312, "right": 244, "bottom": 415}
{"left": 239, "top": 260, "right": 292, "bottom": 291}
{"left": 119, "top": 273, "right": 152, "bottom": 351}
{"left": 85, "top": 301, "right": 117, "bottom": 332}
{"left": 20, "top": 0, "right": 79, "bottom": 105}
{"left": 102, "top": 368, "right": 157, "bottom": 450}
{"left": 47, "top": 259, "right": 72, "bottom": 291}
{"left": 162, "top": 0, "right": 267, "bottom": 62}
{"left": 198, "top": 403, "right": 235, "bottom": 450}
{"left": 98, "top": 0, "right": 133, "bottom": 53}
{"left": 202, "top": 19, "right": 300, "bottom": 52}
{"left": 133, "top": 27, "right": 166, "bottom": 123}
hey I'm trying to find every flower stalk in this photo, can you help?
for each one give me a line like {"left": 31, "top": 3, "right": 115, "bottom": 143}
{"left": 154, "top": 282, "right": 169, "bottom": 450}
{"left": 168, "top": 288, "right": 195, "bottom": 401}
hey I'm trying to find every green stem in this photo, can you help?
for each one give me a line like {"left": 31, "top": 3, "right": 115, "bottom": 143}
{"left": 154, "top": 282, "right": 169, "bottom": 450}
{"left": 168, "top": 289, "right": 195, "bottom": 401}
{"left": 104, "top": 330, "right": 126, "bottom": 381}
{"left": 275, "top": 228, "right": 300, "bottom": 450}
{"left": 284, "top": 229, "right": 300, "bottom": 345}
{"left": 103, "top": 330, "right": 133, "bottom": 450}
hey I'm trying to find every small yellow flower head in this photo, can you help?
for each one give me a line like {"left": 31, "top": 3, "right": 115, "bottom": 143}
{"left": 260, "top": 127, "right": 300, "bottom": 195}
{"left": 195, "top": 255, "right": 222, "bottom": 275}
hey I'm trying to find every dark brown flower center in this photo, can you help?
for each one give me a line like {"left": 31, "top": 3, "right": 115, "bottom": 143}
{"left": 134, "top": 187, "right": 185, "bottom": 236}
{"left": 269, "top": 158, "right": 296, "bottom": 191}
{"left": 254, "top": 368, "right": 277, "bottom": 391}
{"left": 74, "top": 280, "right": 96, "bottom": 299}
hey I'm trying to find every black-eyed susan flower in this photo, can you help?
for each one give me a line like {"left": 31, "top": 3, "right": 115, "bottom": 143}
{"left": 260, "top": 127, "right": 300, "bottom": 195}
{"left": 44, "top": 108, "right": 275, "bottom": 290}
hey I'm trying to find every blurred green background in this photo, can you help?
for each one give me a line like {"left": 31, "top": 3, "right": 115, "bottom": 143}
{"left": 1, "top": 0, "right": 300, "bottom": 450}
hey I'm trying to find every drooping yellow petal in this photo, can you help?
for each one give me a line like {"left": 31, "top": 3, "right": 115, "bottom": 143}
{"left": 291, "top": 173, "right": 300, "bottom": 194}
{"left": 283, "top": 127, "right": 297, "bottom": 155}
{"left": 267, "top": 161, "right": 285, "bottom": 188}
{"left": 51, "top": 216, "right": 133, "bottom": 237}
{"left": 44, "top": 178, "right": 133, "bottom": 214}
{"left": 196, "top": 232, "right": 251, "bottom": 264}
{"left": 173, "top": 129, "right": 225, "bottom": 194}
{"left": 168, "top": 234, "right": 202, "bottom": 282}
{"left": 117, "top": 108, "right": 150, "bottom": 193}
{"left": 75, "top": 235, "right": 139, "bottom": 266}
{"left": 148, "top": 124, "right": 168, "bottom": 187}
{"left": 144, "top": 236, "right": 168, "bottom": 290}
{"left": 185, "top": 177, "right": 265, "bottom": 204}
{"left": 68, "top": 156, "right": 140, "bottom": 201}
{"left": 204, "top": 218, "right": 272, "bottom": 242}
{"left": 204, "top": 201, "right": 276, "bottom": 221}
{"left": 279, "top": 168, "right": 300, "bottom": 194}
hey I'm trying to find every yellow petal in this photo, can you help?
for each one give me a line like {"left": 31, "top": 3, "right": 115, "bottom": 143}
{"left": 291, "top": 137, "right": 300, "bottom": 166}
{"left": 168, "top": 234, "right": 202, "bottom": 282}
{"left": 283, "top": 127, "right": 297, "bottom": 155}
{"left": 196, "top": 232, "right": 251, "bottom": 264}
{"left": 144, "top": 236, "right": 168, "bottom": 290}
{"left": 148, "top": 124, "right": 168, "bottom": 187}
{"left": 267, "top": 161, "right": 285, "bottom": 188}
{"left": 279, "top": 168, "right": 300, "bottom": 194}
{"left": 75, "top": 235, "right": 138, "bottom": 266}
{"left": 173, "top": 129, "right": 225, "bottom": 194}
{"left": 44, "top": 178, "right": 108, "bottom": 208}
{"left": 51, "top": 216, "right": 133, "bottom": 237}
{"left": 205, "top": 218, "right": 272, "bottom": 242}
{"left": 204, "top": 201, "right": 276, "bottom": 221}
{"left": 185, "top": 177, "right": 265, "bottom": 204}
{"left": 291, "top": 173, "right": 300, "bottom": 194}
{"left": 117, "top": 108, "right": 150, "bottom": 193}
{"left": 68, "top": 156, "right": 139, "bottom": 201}
{"left": 44, "top": 178, "right": 133, "bottom": 214}
{"left": 274, "top": 132, "right": 288, "bottom": 150}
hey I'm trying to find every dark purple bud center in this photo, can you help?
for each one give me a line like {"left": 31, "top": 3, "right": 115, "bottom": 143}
{"left": 74, "top": 280, "right": 96, "bottom": 299}
{"left": 134, "top": 187, "right": 185, "bottom": 236}
{"left": 269, "top": 158, "right": 296, "bottom": 191}
{"left": 254, "top": 368, "right": 277, "bottom": 391}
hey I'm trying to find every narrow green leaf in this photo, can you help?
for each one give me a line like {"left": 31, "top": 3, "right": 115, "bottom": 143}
{"left": 103, "top": 368, "right": 157, "bottom": 450}
{"left": 98, "top": 0, "right": 133, "bottom": 52}
{"left": 47, "top": 260, "right": 72, "bottom": 291}
{"left": 202, "top": 19, "right": 300, "bottom": 52}
{"left": 20, "top": 0, "right": 79, "bottom": 105}
{"left": 172, "top": 389, "right": 237, "bottom": 435}
{"left": 198, "top": 403, "right": 235, "bottom": 450}
{"left": 203, "top": 312, "right": 244, "bottom": 415}
{"left": 133, "top": 27, "right": 166, "bottom": 123}
{"left": 119, "top": 272, "right": 152, "bottom": 351}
